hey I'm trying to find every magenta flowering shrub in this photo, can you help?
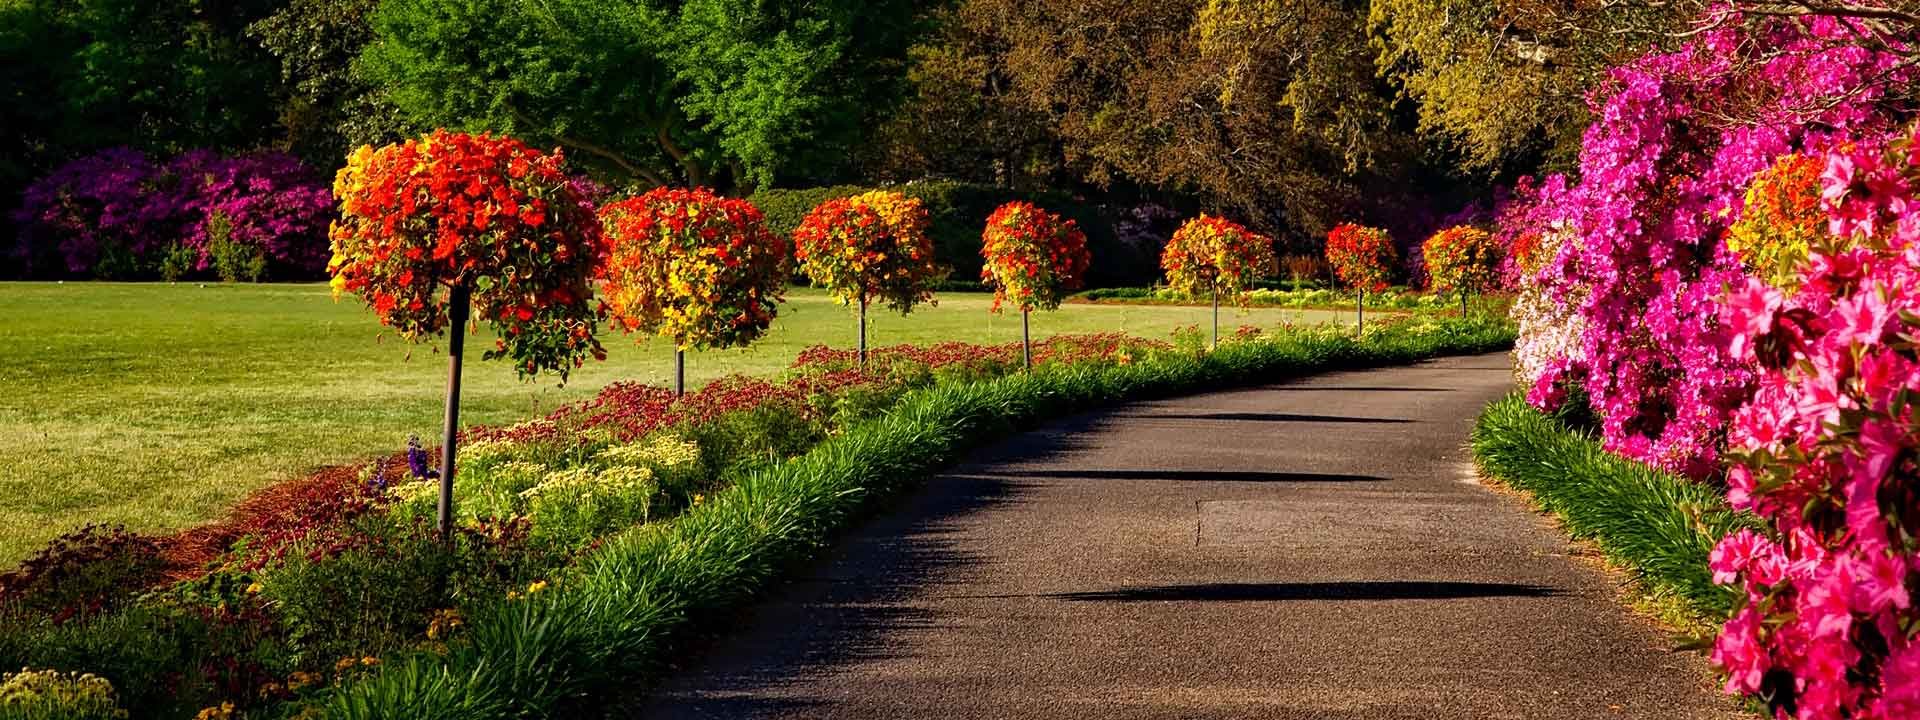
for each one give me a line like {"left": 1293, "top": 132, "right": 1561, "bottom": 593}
{"left": 1709, "top": 129, "right": 1920, "bottom": 720}
{"left": 11, "top": 148, "right": 335, "bottom": 279}
{"left": 10, "top": 148, "right": 165, "bottom": 276}
{"left": 1511, "top": 13, "right": 1911, "bottom": 477}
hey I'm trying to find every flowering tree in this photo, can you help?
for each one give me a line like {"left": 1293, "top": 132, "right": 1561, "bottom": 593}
{"left": 1421, "top": 225, "right": 1502, "bottom": 313}
{"left": 979, "top": 201, "right": 1092, "bottom": 367}
{"left": 1324, "top": 223, "right": 1397, "bottom": 332}
{"left": 792, "top": 190, "right": 940, "bottom": 365}
{"left": 1711, "top": 128, "right": 1920, "bottom": 720}
{"left": 329, "top": 129, "right": 604, "bottom": 534}
{"left": 599, "top": 187, "right": 791, "bottom": 394}
{"left": 1160, "top": 214, "right": 1277, "bottom": 347}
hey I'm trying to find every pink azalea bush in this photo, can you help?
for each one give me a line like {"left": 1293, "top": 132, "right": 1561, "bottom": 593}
{"left": 1511, "top": 11, "right": 1911, "bottom": 477}
{"left": 1709, "top": 128, "right": 1920, "bottom": 720}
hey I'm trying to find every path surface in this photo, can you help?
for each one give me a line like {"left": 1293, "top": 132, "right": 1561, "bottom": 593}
{"left": 639, "top": 353, "right": 1738, "bottom": 719}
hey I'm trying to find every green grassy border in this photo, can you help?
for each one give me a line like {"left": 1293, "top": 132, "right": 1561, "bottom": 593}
{"left": 311, "top": 319, "right": 1516, "bottom": 718}
{"left": 1470, "top": 394, "right": 1757, "bottom": 629}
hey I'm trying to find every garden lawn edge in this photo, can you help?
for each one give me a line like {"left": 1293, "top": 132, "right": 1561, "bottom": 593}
{"left": 322, "top": 319, "right": 1516, "bottom": 719}
{"left": 1469, "top": 394, "right": 1758, "bottom": 630}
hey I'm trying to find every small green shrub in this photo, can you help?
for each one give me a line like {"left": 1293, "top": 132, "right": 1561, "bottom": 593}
{"left": 204, "top": 213, "right": 265, "bottom": 283}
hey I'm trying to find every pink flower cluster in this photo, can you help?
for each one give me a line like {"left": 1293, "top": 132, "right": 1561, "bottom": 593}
{"left": 1710, "top": 129, "right": 1920, "bottom": 720}
{"left": 1511, "top": 13, "right": 1909, "bottom": 477}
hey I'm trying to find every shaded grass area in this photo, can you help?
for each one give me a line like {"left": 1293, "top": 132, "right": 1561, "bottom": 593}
{"left": 1469, "top": 394, "right": 1757, "bottom": 626}
{"left": 320, "top": 317, "right": 1518, "bottom": 718}
{"left": 0, "top": 282, "right": 1338, "bottom": 565}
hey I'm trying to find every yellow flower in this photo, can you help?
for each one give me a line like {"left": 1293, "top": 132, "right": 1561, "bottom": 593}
{"left": 245, "top": 582, "right": 263, "bottom": 595}
{"left": 287, "top": 671, "right": 321, "bottom": 690}
{"left": 692, "top": 493, "right": 705, "bottom": 506}
{"left": 526, "top": 580, "right": 549, "bottom": 595}
{"left": 193, "top": 702, "right": 235, "bottom": 720}
{"left": 360, "top": 656, "right": 380, "bottom": 667}
{"left": 334, "top": 657, "right": 358, "bottom": 672}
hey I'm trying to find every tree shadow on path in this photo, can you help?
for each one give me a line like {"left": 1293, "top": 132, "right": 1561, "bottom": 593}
{"left": 949, "top": 581, "right": 1562, "bottom": 603}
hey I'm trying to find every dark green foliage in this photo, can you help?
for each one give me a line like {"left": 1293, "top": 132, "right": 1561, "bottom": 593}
{"left": 0, "top": 0, "right": 285, "bottom": 208}
{"left": 318, "top": 316, "right": 1515, "bottom": 719}
{"left": 1471, "top": 394, "right": 1757, "bottom": 620}
{"left": 359, "top": 0, "right": 928, "bottom": 192}
{"left": 249, "top": 0, "right": 411, "bottom": 166}
{"left": 751, "top": 181, "right": 1158, "bottom": 286}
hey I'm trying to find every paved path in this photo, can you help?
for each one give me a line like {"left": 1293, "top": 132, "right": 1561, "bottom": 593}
{"left": 639, "top": 353, "right": 1739, "bottom": 719}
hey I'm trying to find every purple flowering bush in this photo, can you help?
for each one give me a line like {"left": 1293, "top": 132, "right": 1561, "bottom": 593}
{"left": 11, "top": 148, "right": 335, "bottom": 279}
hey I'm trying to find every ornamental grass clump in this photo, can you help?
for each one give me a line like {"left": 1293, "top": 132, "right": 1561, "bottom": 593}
{"left": 598, "top": 187, "right": 791, "bottom": 394}
{"left": 1324, "top": 223, "right": 1397, "bottom": 333}
{"left": 1159, "top": 214, "right": 1277, "bottom": 347}
{"left": 979, "top": 201, "right": 1092, "bottom": 368}
{"left": 329, "top": 129, "right": 605, "bottom": 536}
{"left": 793, "top": 190, "right": 942, "bottom": 366}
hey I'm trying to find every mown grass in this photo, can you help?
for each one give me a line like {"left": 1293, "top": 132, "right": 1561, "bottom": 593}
{"left": 0, "top": 282, "right": 1340, "bottom": 565}
{"left": 1470, "top": 394, "right": 1757, "bottom": 627}
{"left": 320, "top": 316, "right": 1517, "bottom": 719}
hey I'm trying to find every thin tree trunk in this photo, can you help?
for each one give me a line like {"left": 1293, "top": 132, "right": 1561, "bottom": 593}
{"left": 858, "top": 294, "right": 868, "bottom": 369}
{"left": 1357, "top": 289, "right": 1365, "bottom": 334}
{"left": 673, "top": 348, "right": 686, "bottom": 397}
{"left": 437, "top": 282, "right": 471, "bottom": 540}
{"left": 1210, "top": 283, "right": 1220, "bottom": 350}
{"left": 1022, "top": 309, "right": 1032, "bottom": 372}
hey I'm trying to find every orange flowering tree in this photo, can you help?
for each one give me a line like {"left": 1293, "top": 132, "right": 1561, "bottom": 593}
{"left": 1160, "top": 214, "right": 1277, "bottom": 346}
{"left": 598, "top": 187, "right": 790, "bottom": 394}
{"left": 793, "top": 190, "right": 940, "bottom": 364}
{"left": 1421, "top": 225, "right": 1502, "bottom": 313}
{"left": 1325, "top": 223, "right": 1397, "bottom": 331}
{"left": 329, "top": 129, "right": 603, "bottom": 534}
{"left": 979, "top": 201, "right": 1092, "bottom": 367}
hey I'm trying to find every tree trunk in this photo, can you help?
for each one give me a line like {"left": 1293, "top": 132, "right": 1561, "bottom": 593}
{"left": 1357, "top": 289, "right": 1365, "bottom": 334}
{"left": 1022, "top": 309, "right": 1032, "bottom": 372}
{"left": 673, "top": 348, "right": 686, "bottom": 397}
{"left": 437, "top": 282, "right": 471, "bottom": 540}
{"left": 1210, "top": 283, "right": 1220, "bottom": 350}
{"left": 858, "top": 294, "right": 868, "bottom": 369}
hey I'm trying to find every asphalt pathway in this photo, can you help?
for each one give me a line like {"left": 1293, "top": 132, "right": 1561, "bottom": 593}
{"left": 639, "top": 352, "right": 1739, "bottom": 719}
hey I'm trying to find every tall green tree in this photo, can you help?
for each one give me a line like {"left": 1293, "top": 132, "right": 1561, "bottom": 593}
{"left": 1369, "top": 0, "right": 1687, "bottom": 173}
{"left": 0, "top": 0, "right": 285, "bottom": 198}
{"left": 359, "top": 0, "right": 927, "bottom": 193}
{"left": 249, "top": 0, "right": 412, "bottom": 167}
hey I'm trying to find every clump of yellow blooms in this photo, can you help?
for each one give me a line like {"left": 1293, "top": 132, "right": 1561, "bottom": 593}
{"left": 1, "top": 668, "right": 128, "bottom": 719}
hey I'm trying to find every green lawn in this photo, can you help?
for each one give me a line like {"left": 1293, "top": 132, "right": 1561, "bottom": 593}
{"left": 0, "top": 282, "right": 1341, "bottom": 565}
